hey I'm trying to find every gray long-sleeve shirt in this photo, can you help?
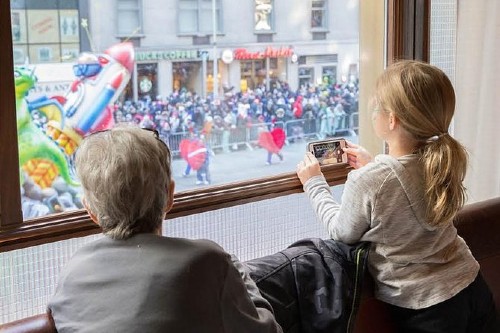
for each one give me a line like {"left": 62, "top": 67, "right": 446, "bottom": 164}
{"left": 304, "top": 153, "right": 479, "bottom": 309}
{"left": 48, "top": 233, "right": 282, "bottom": 333}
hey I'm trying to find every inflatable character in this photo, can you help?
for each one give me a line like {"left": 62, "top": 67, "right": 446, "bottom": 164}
{"left": 258, "top": 127, "right": 285, "bottom": 165}
{"left": 179, "top": 137, "right": 208, "bottom": 171}
{"left": 32, "top": 42, "right": 135, "bottom": 156}
{"left": 15, "top": 67, "right": 76, "bottom": 189}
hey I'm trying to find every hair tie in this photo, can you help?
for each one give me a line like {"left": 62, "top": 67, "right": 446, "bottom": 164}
{"left": 426, "top": 132, "right": 448, "bottom": 143}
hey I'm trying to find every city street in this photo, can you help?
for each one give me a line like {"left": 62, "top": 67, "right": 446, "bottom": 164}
{"left": 172, "top": 133, "right": 358, "bottom": 192}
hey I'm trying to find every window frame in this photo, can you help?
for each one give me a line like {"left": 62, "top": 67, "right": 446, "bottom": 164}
{"left": 0, "top": 0, "right": 430, "bottom": 252}
{"left": 311, "top": 0, "right": 328, "bottom": 31}
{"left": 254, "top": 0, "right": 274, "bottom": 33}
{"left": 116, "top": 0, "right": 144, "bottom": 38}
{"left": 177, "top": 0, "right": 223, "bottom": 36}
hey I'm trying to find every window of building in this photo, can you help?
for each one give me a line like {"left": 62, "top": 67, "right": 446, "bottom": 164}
{"left": 117, "top": 0, "right": 142, "bottom": 37}
{"left": 240, "top": 59, "right": 266, "bottom": 90}
{"left": 322, "top": 66, "right": 336, "bottom": 85}
{"left": 137, "top": 63, "right": 158, "bottom": 100}
{"left": 298, "top": 67, "right": 314, "bottom": 88}
{"left": 11, "top": 0, "right": 80, "bottom": 64}
{"left": 178, "top": 0, "right": 222, "bottom": 35}
{"left": 254, "top": 0, "right": 273, "bottom": 32}
{"left": 311, "top": 0, "right": 327, "bottom": 29}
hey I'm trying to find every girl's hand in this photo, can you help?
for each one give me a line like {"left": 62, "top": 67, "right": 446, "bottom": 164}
{"left": 343, "top": 141, "right": 373, "bottom": 169}
{"left": 296, "top": 152, "right": 323, "bottom": 185}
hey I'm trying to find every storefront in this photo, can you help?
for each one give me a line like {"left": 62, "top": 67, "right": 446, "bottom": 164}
{"left": 230, "top": 46, "right": 293, "bottom": 92}
{"left": 137, "top": 63, "right": 158, "bottom": 100}
{"left": 129, "top": 49, "right": 205, "bottom": 101}
{"left": 125, "top": 43, "right": 358, "bottom": 102}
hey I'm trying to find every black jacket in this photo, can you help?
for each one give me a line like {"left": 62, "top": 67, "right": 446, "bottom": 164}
{"left": 244, "top": 238, "right": 370, "bottom": 333}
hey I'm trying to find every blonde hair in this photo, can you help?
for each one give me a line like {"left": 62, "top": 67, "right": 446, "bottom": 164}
{"left": 376, "top": 60, "right": 467, "bottom": 226}
{"left": 75, "top": 126, "right": 172, "bottom": 239}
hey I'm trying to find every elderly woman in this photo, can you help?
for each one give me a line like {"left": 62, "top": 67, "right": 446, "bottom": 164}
{"left": 48, "top": 126, "right": 282, "bottom": 333}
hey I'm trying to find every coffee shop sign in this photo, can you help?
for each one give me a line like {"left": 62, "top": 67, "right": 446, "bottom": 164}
{"left": 136, "top": 50, "right": 199, "bottom": 61}
{"left": 233, "top": 47, "right": 293, "bottom": 60}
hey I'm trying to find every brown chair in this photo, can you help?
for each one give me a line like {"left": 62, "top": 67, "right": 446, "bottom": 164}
{"left": 0, "top": 313, "right": 55, "bottom": 333}
{"left": 353, "top": 196, "right": 500, "bottom": 333}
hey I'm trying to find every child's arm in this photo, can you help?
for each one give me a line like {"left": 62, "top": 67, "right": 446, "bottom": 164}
{"left": 297, "top": 152, "right": 371, "bottom": 243}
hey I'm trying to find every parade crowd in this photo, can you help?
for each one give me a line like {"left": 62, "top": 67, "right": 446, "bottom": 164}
{"left": 112, "top": 80, "right": 360, "bottom": 150}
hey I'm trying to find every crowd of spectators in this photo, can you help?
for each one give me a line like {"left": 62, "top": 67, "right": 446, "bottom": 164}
{"left": 112, "top": 80, "right": 360, "bottom": 148}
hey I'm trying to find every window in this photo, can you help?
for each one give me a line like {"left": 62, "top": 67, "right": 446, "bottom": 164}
{"left": 254, "top": 0, "right": 273, "bottom": 32}
{"left": 1, "top": 0, "right": 441, "bottom": 324}
{"left": 311, "top": 0, "right": 327, "bottom": 29}
{"left": 117, "top": 0, "right": 142, "bottom": 36}
{"left": 6, "top": 0, "right": 362, "bottom": 222}
{"left": 178, "top": 0, "right": 222, "bottom": 35}
{"left": 10, "top": 0, "right": 80, "bottom": 64}
{"left": 322, "top": 66, "right": 336, "bottom": 85}
{"left": 298, "top": 67, "right": 314, "bottom": 87}
{"left": 0, "top": 0, "right": 420, "bottom": 252}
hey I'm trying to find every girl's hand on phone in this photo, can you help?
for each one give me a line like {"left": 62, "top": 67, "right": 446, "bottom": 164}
{"left": 296, "top": 152, "right": 322, "bottom": 185}
{"left": 343, "top": 141, "right": 373, "bottom": 169}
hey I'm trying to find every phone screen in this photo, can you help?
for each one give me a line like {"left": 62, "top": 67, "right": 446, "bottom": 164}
{"left": 310, "top": 140, "right": 346, "bottom": 164}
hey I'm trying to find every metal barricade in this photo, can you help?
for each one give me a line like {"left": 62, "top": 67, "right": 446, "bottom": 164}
{"left": 331, "top": 114, "right": 351, "bottom": 135}
{"left": 166, "top": 131, "right": 190, "bottom": 156}
{"left": 246, "top": 121, "right": 285, "bottom": 147}
{"left": 165, "top": 119, "right": 322, "bottom": 156}
{"left": 284, "top": 118, "right": 319, "bottom": 143}
{"left": 349, "top": 112, "right": 359, "bottom": 136}
{"left": 230, "top": 125, "right": 252, "bottom": 150}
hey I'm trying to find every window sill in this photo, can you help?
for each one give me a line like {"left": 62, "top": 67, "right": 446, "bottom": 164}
{"left": 115, "top": 34, "right": 145, "bottom": 39}
{"left": 310, "top": 28, "right": 329, "bottom": 33}
{"left": 254, "top": 30, "right": 276, "bottom": 35}
{"left": 177, "top": 32, "right": 225, "bottom": 37}
{"left": 0, "top": 166, "right": 351, "bottom": 252}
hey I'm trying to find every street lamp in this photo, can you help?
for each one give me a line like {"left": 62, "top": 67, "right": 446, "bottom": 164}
{"left": 212, "top": 0, "right": 218, "bottom": 100}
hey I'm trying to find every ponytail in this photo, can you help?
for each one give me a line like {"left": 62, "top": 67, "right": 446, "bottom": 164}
{"left": 419, "top": 134, "right": 468, "bottom": 226}
{"left": 377, "top": 60, "right": 468, "bottom": 226}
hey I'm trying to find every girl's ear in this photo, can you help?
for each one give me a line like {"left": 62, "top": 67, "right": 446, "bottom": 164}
{"left": 389, "top": 112, "right": 398, "bottom": 131}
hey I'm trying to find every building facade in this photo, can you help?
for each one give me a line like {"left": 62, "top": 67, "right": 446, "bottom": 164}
{"left": 90, "top": 0, "right": 359, "bottom": 100}
{"left": 11, "top": 0, "right": 359, "bottom": 101}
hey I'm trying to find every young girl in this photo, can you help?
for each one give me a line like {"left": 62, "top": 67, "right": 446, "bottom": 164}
{"left": 296, "top": 60, "right": 497, "bottom": 332}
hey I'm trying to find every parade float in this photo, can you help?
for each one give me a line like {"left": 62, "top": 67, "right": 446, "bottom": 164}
{"left": 16, "top": 42, "right": 134, "bottom": 217}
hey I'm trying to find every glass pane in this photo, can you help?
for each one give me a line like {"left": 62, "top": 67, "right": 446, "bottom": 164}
{"left": 312, "top": 0, "right": 325, "bottom": 9}
{"left": 117, "top": 0, "right": 139, "bottom": 10}
{"left": 11, "top": 0, "right": 361, "bottom": 220}
{"left": 311, "top": 9, "right": 325, "bottom": 28}
{"left": 178, "top": 10, "right": 198, "bottom": 33}
{"left": 117, "top": 9, "right": 140, "bottom": 35}
{"left": 199, "top": 8, "right": 214, "bottom": 33}
{"left": 255, "top": 0, "right": 273, "bottom": 31}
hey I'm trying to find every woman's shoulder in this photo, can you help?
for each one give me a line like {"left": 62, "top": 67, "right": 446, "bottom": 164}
{"left": 144, "top": 234, "right": 225, "bottom": 252}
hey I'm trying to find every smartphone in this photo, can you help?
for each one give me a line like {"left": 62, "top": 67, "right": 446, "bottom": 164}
{"left": 307, "top": 139, "right": 348, "bottom": 165}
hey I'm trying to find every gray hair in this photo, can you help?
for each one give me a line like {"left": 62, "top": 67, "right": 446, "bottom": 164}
{"left": 75, "top": 126, "right": 172, "bottom": 239}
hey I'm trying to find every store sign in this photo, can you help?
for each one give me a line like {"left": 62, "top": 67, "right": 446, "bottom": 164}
{"left": 136, "top": 50, "right": 199, "bottom": 61}
{"left": 221, "top": 49, "right": 234, "bottom": 64}
{"left": 28, "top": 82, "right": 72, "bottom": 99}
{"left": 233, "top": 47, "right": 293, "bottom": 60}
